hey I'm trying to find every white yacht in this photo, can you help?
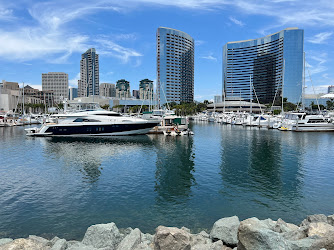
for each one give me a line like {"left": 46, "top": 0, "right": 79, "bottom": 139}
{"left": 25, "top": 110, "right": 160, "bottom": 136}
{"left": 279, "top": 112, "right": 334, "bottom": 132}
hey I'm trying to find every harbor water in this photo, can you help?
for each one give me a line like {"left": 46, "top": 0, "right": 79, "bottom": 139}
{"left": 0, "top": 122, "right": 334, "bottom": 240}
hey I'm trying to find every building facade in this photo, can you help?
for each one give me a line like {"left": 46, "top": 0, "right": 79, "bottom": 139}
{"left": 100, "top": 83, "right": 116, "bottom": 97}
{"left": 132, "top": 90, "right": 139, "bottom": 99}
{"left": 328, "top": 85, "right": 334, "bottom": 94}
{"left": 116, "top": 79, "right": 131, "bottom": 99}
{"left": 139, "top": 79, "right": 154, "bottom": 100}
{"left": 69, "top": 87, "right": 78, "bottom": 100}
{"left": 223, "top": 28, "right": 304, "bottom": 104}
{"left": 157, "top": 27, "right": 194, "bottom": 105}
{"left": 42, "top": 72, "right": 68, "bottom": 103}
{"left": 79, "top": 48, "right": 99, "bottom": 97}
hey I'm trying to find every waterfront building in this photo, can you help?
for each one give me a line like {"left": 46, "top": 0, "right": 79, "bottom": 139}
{"left": 116, "top": 79, "right": 131, "bottom": 99}
{"left": 139, "top": 79, "right": 154, "bottom": 100}
{"left": 132, "top": 90, "right": 139, "bottom": 99}
{"left": 157, "top": 27, "right": 194, "bottom": 105}
{"left": 69, "top": 87, "right": 78, "bottom": 100}
{"left": 0, "top": 80, "right": 20, "bottom": 112}
{"left": 100, "top": 83, "right": 116, "bottom": 97}
{"left": 223, "top": 27, "right": 304, "bottom": 104}
{"left": 79, "top": 48, "right": 99, "bottom": 97}
{"left": 214, "top": 95, "right": 222, "bottom": 104}
{"left": 328, "top": 85, "right": 334, "bottom": 94}
{"left": 42, "top": 72, "right": 68, "bottom": 103}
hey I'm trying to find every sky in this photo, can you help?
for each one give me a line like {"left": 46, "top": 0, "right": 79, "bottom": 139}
{"left": 0, "top": 0, "right": 334, "bottom": 101}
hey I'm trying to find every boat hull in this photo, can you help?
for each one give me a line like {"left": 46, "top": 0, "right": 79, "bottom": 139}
{"left": 26, "top": 122, "right": 159, "bottom": 137}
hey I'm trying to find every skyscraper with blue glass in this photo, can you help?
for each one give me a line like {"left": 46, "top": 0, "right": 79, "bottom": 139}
{"left": 157, "top": 27, "right": 194, "bottom": 106}
{"left": 223, "top": 28, "right": 304, "bottom": 104}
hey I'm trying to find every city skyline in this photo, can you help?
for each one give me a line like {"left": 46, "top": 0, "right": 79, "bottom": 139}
{"left": 0, "top": 0, "right": 334, "bottom": 101}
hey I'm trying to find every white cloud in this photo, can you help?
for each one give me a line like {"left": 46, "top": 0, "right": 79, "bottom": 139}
{"left": 69, "top": 73, "right": 80, "bottom": 87}
{"left": 201, "top": 55, "right": 217, "bottom": 61}
{"left": 308, "top": 32, "right": 333, "bottom": 44}
{"left": 229, "top": 16, "right": 244, "bottom": 26}
{"left": 195, "top": 40, "right": 205, "bottom": 46}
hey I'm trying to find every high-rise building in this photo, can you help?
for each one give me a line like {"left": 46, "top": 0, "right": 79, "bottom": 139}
{"left": 69, "top": 87, "right": 78, "bottom": 100}
{"left": 139, "top": 79, "right": 154, "bottom": 100}
{"left": 157, "top": 27, "right": 194, "bottom": 105}
{"left": 132, "top": 90, "right": 139, "bottom": 99}
{"left": 42, "top": 72, "right": 68, "bottom": 103}
{"left": 79, "top": 48, "right": 99, "bottom": 97}
{"left": 116, "top": 79, "right": 131, "bottom": 99}
{"left": 223, "top": 27, "right": 304, "bottom": 104}
{"left": 328, "top": 85, "right": 334, "bottom": 94}
{"left": 100, "top": 83, "right": 116, "bottom": 97}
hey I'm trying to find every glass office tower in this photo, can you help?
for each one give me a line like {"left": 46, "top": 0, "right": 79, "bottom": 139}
{"left": 79, "top": 48, "right": 99, "bottom": 97}
{"left": 157, "top": 27, "right": 194, "bottom": 105}
{"left": 223, "top": 28, "right": 304, "bottom": 104}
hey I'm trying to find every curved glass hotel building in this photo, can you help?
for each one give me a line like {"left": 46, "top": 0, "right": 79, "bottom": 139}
{"left": 223, "top": 28, "right": 304, "bottom": 104}
{"left": 157, "top": 27, "right": 194, "bottom": 105}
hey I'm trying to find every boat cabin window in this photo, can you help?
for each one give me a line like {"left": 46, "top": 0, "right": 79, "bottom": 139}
{"left": 94, "top": 113, "right": 122, "bottom": 116}
{"left": 307, "top": 119, "right": 324, "bottom": 123}
{"left": 73, "top": 118, "right": 100, "bottom": 122}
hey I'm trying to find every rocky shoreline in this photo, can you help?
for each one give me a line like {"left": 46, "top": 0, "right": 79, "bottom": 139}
{"left": 1, "top": 214, "right": 334, "bottom": 250}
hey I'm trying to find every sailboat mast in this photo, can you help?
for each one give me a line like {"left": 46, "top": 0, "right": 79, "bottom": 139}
{"left": 281, "top": 60, "right": 285, "bottom": 114}
{"left": 302, "top": 52, "right": 305, "bottom": 110}
{"left": 250, "top": 75, "right": 252, "bottom": 114}
{"left": 22, "top": 82, "right": 25, "bottom": 115}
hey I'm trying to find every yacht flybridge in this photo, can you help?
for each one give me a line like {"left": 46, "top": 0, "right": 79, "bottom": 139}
{"left": 25, "top": 110, "right": 160, "bottom": 136}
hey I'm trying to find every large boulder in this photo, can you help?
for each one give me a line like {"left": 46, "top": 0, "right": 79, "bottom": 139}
{"left": 82, "top": 222, "right": 122, "bottom": 249}
{"left": 117, "top": 228, "right": 142, "bottom": 250}
{"left": 328, "top": 215, "right": 334, "bottom": 226}
{"left": 67, "top": 242, "right": 100, "bottom": 250}
{"left": 307, "top": 222, "right": 334, "bottom": 237}
{"left": 210, "top": 216, "right": 240, "bottom": 246}
{"left": 274, "top": 218, "right": 298, "bottom": 233}
{"left": 237, "top": 217, "right": 290, "bottom": 250}
{"left": 154, "top": 226, "right": 191, "bottom": 250}
{"left": 281, "top": 228, "right": 307, "bottom": 241}
{"left": 50, "top": 239, "right": 67, "bottom": 250}
{"left": 300, "top": 214, "right": 327, "bottom": 227}
{"left": 28, "top": 235, "right": 52, "bottom": 247}
{"left": 0, "top": 238, "right": 50, "bottom": 250}
{"left": 0, "top": 238, "right": 13, "bottom": 246}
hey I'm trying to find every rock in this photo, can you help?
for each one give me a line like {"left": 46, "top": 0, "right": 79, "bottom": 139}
{"left": 119, "top": 227, "right": 134, "bottom": 236}
{"left": 307, "top": 222, "right": 334, "bottom": 237}
{"left": 154, "top": 225, "right": 191, "bottom": 250}
{"left": 66, "top": 240, "right": 80, "bottom": 248}
{"left": 117, "top": 228, "right": 142, "bottom": 250}
{"left": 210, "top": 216, "right": 240, "bottom": 246}
{"left": 300, "top": 214, "right": 327, "bottom": 227}
{"left": 0, "top": 238, "right": 13, "bottom": 246}
{"left": 181, "top": 227, "right": 191, "bottom": 233}
{"left": 0, "top": 238, "right": 50, "bottom": 250}
{"left": 28, "top": 235, "right": 52, "bottom": 247}
{"left": 262, "top": 218, "right": 276, "bottom": 231}
{"left": 191, "top": 234, "right": 211, "bottom": 248}
{"left": 50, "top": 236, "right": 60, "bottom": 246}
{"left": 142, "top": 233, "right": 154, "bottom": 245}
{"left": 310, "top": 232, "right": 334, "bottom": 249}
{"left": 82, "top": 222, "right": 122, "bottom": 249}
{"left": 328, "top": 215, "right": 334, "bottom": 226}
{"left": 288, "top": 236, "right": 320, "bottom": 250}
{"left": 281, "top": 228, "right": 307, "bottom": 241}
{"left": 134, "top": 242, "right": 153, "bottom": 250}
{"left": 50, "top": 239, "right": 67, "bottom": 250}
{"left": 198, "top": 231, "right": 210, "bottom": 239}
{"left": 209, "top": 240, "right": 225, "bottom": 250}
{"left": 274, "top": 218, "right": 294, "bottom": 233}
{"left": 237, "top": 217, "right": 290, "bottom": 250}
{"left": 67, "top": 242, "right": 99, "bottom": 250}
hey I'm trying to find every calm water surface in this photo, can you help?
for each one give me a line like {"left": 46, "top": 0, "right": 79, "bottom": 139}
{"left": 0, "top": 122, "right": 334, "bottom": 239}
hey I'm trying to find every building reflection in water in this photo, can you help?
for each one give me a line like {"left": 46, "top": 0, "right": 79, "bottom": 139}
{"left": 219, "top": 126, "right": 306, "bottom": 221}
{"left": 39, "top": 136, "right": 153, "bottom": 184}
{"left": 151, "top": 135, "right": 195, "bottom": 204}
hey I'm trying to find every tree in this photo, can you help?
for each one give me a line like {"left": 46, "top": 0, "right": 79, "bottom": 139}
{"left": 326, "top": 100, "right": 334, "bottom": 110}
{"left": 101, "top": 104, "right": 110, "bottom": 110}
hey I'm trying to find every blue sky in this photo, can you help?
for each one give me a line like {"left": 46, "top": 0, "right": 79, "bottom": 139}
{"left": 0, "top": 0, "right": 333, "bottom": 101}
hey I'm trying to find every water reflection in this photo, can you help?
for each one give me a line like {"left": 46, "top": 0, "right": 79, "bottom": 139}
{"left": 219, "top": 126, "right": 306, "bottom": 217}
{"left": 150, "top": 135, "right": 195, "bottom": 203}
{"left": 39, "top": 136, "right": 153, "bottom": 184}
